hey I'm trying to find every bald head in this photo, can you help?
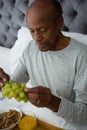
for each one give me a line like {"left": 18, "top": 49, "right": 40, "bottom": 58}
{"left": 26, "top": 0, "right": 62, "bottom": 21}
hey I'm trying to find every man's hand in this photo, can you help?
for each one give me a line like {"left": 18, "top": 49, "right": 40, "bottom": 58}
{"left": 24, "top": 86, "right": 61, "bottom": 112}
{"left": 0, "top": 68, "right": 10, "bottom": 89}
{"left": 24, "top": 86, "right": 52, "bottom": 107}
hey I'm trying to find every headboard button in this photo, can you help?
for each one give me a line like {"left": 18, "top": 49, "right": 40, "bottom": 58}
{"left": 0, "top": 14, "right": 2, "bottom": 19}
{"left": 0, "top": 1, "right": 3, "bottom": 8}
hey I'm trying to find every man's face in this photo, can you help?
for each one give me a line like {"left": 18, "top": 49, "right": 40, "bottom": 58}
{"left": 26, "top": 6, "right": 59, "bottom": 52}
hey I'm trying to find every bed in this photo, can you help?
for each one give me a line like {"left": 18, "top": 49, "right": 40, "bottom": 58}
{"left": 0, "top": 0, "right": 87, "bottom": 73}
{"left": 0, "top": 0, "right": 87, "bottom": 129}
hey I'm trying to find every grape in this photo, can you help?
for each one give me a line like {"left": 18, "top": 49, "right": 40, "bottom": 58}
{"left": 16, "top": 97, "right": 23, "bottom": 102}
{"left": 21, "top": 83, "right": 26, "bottom": 89}
{"left": 19, "top": 92, "right": 26, "bottom": 98}
{"left": 2, "top": 90, "right": 8, "bottom": 96}
{"left": 12, "top": 83, "right": 19, "bottom": 90}
{"left": 4, "top": 83, "right": 11, "bottom": 89}
{"left": 15, "top": 88, "right": 22, "bottom": 94}
{"left": 2, "top": 81, "right": 28, "bottom": 103}
{"left": 8, "top": 90, "right": 15, "bottom": 98}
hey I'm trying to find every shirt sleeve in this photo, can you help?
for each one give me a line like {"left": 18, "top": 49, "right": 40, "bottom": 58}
{"left": 56, "top": 52, "right": 87, "bottom": 123}
{"left": 57, "top": 97, "right": 87, "bottom": 123}
{"left": 10, "top": 27, "right": 32, "bottom": 83}
{"left": 10, "top": 54, "right": 29, "bottom": 84}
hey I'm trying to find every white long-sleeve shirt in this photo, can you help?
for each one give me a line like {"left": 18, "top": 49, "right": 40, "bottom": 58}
{"left": 11, "top": 38, "right": 87, "bottom": 130}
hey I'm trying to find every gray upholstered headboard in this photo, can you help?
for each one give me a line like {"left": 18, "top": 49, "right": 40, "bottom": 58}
{"left": 0, "top": 0, "right": 87, "bottom": 48}
{"left": 0, "top": 0, "right": 29, "bottom": 48}
{"left": 59, "top": 0, "right": 87, "bottom": 34}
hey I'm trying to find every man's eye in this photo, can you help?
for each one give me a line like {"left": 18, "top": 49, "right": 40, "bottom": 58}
{"left": 40, "top": 28, "right": 46, "bottom": 32}
{"left": 30, "top": 30, "right": 34, "bottom": 33}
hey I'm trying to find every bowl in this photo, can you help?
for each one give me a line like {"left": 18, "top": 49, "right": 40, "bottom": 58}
{"left": 0, "top": 106, "right": 22, "bottom": 130}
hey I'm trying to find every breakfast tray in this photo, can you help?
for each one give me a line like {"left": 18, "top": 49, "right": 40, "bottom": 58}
{"left": 14, "top": 118, "right": 63, "bottom": 130}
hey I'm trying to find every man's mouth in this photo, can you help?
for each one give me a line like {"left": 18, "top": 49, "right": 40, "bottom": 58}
{"left": 37, "top": 43, "right": 48, "bottom": 51}
{"left": 38, "top": 44, "right": 44, "bottom": 48}
{"left": 37, "top": 42, "right": 46, "bottom": 48}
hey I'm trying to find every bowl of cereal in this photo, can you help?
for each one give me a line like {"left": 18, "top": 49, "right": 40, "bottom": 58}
{"left": 0, "top": 106, "right": 22, "bottom": 130}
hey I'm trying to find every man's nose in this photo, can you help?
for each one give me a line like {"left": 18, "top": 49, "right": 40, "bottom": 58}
{"left": 33, "top": 32, "right": 42, "bottom": 42}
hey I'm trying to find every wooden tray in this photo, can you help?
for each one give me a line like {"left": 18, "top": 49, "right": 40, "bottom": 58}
{"left": 14, "top": 118, "right": 63, "bottom": 130}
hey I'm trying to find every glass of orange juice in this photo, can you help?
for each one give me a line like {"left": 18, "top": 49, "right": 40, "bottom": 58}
{"left": 18, "top": 111, "right": 37, "bottom": 130}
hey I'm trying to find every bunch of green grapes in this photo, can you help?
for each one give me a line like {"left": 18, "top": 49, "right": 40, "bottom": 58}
{"left": 2, "top": 81, "right": 28, "bottom": 103}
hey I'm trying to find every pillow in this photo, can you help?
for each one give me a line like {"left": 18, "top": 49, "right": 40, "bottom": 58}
{"left": 62, "top": 31, "right": 87, "bottom": 45}
{"left": 0, "top": 46, "right": 10, "bottom": 74}
{"left": 10, "top": 27, "right": 32, "bottom": 74}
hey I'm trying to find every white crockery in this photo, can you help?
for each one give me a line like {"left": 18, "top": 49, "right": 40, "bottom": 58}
{"left": 0, "top": 106, "right": 22, "bottom": 130}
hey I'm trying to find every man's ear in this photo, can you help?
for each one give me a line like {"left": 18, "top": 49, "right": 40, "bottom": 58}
{"left": 57, "top": 16, "right": 64, "bottom": 29}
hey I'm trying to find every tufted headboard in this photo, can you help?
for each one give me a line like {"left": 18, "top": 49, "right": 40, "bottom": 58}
{"left": 0, "top": 0, "right": 87, "bottom": 48}
{"left": 59, "top": 0, "right": 87, "bottom": 34}
{"left": 0, "top": 0, "right": 30, "bottom": 48}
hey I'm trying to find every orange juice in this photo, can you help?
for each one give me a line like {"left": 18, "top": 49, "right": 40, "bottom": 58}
{"left": 18, "top": 111, "right": 37, "bottom": 130}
